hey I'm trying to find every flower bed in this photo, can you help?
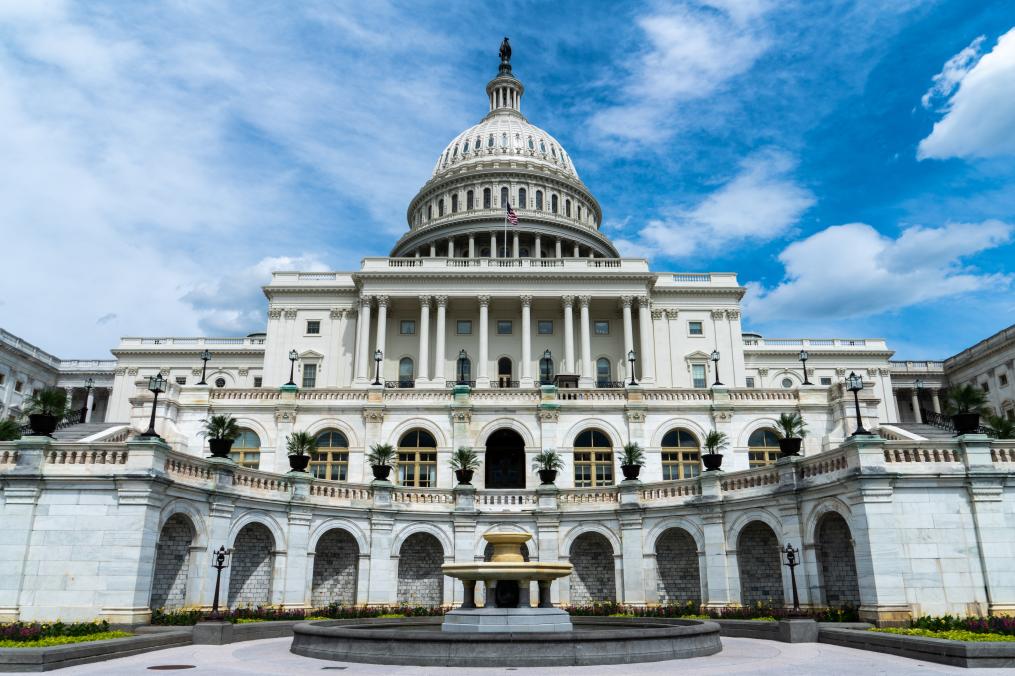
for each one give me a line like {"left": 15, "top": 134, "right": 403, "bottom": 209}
{"left": 872, "top": 627, "right": 1015, "bottom": 642}
{"left": 0, "top": 621, "right": 130, "bottom": 648}
{"left": 564, "top": 601, "right": 858, "bottom": 622}
{"left": 151, "top": 604, "right": 445, "bottom": 626}
{"left": 909, "top": 614, "right": 1015, "bottom": 637}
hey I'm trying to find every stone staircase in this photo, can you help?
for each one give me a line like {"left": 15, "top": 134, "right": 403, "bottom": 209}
{"left": 52, "top": 422, "right": 128, "bottom": 442}
{"left": 885, "top": 422, "right": 955, "bottom": 440}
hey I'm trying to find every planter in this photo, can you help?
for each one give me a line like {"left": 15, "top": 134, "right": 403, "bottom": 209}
{"left": 372, "top": 464, "right": 392, "bottom": 481}
{"left": 288, "top": 454, "right": 311, "bottom": 472}
{"left": 621, "top": 464, "right": 641, "bottom": 480}
{"left": 538, "top": 469, "right": 558, "bottom": 485}
{"left": 208, "top": 438, "right": 234, "bottom": 458}
{"left": 701, "top": 453, "right": 723, "bottom": 471}
{"left": 952, "top": 412, "right": 980, "bottom": 435}
{"left": 27, "top": 413, "right": 58, "bottom": 437}
{"left": 778, "top": 438, "right": 802, "bottom": 456}
{"left": 454, "top": 469, "right": 474, "bottom": 485}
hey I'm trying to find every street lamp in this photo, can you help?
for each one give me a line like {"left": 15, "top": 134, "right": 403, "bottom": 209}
{"left": 782, "top": 542, "right": 802, "bottom": 613}
{"left": 540, "top": 349, "right": 553, "bottom": 385}
{"left": 373, "top": 349, "right": 383, "bottom": 386}
{"left": 710, "top": 349, "right": 723, "bottom": 386}
{"left": 198, "top": 349, "right": 212, "bottom": 385}
{"left": 139, "top": 374, "right": 166, "bottom": 440}
{"left": 286, "top": 349, "right": 298, "bottom": 386}
{"left": 627, "top": 349, "right": 638, "bottom": 386}
{"left": 799, "top": 350, "right": 812, "bottom": 385}
{"left": 846, "top": 371, "right": 870, "bottom": 435}
{"left": 207, "top": 546, "right": 231, "bottom": 621}
{"left": 457, "top": 349, "right": 470, "bottom": 385}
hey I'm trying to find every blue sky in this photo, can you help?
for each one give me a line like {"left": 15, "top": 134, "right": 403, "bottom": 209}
{"left": 1, "top": 0, "right": 1013, "bottom": 360}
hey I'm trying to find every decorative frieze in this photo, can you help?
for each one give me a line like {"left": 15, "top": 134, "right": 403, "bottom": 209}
{"left": 362, "top": 408, "right": 384, "bottom": 424}
{"left": 637, "top": 296, "right": 650, "bottom": 309}
{"left": 268, "top": 307, "right": 283, "bottom": 319}
{"left": 710, "top": 310, "right": 725, "bottom": 320}
{"left": 725, "top": 310, "right": 740, "bottom": 320}
{"left": 284, "top": 308, "right": 298, "bottom": 319}
{"left": 329, "top": 308, "right": 345, "bottom": 319}
{"left": 665, "top": 309, "right": 679, "bottom": 320}
{"left": 651, "top": 309, "right": 664, "bottom": 320}
{"left": 477, "top": 295, "right": 491, "bottom": 307}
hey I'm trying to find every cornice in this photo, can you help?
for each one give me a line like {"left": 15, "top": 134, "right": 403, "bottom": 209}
{"left": 744, "top": 348, "right": 894, "bottom": 358}
{"left": 111, "top": 348, "right": 265, "bottom": 358}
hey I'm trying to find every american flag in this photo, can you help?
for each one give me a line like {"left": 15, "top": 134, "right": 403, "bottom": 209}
{"left": 506, "top": 202, "right": 519, "bottom": 225}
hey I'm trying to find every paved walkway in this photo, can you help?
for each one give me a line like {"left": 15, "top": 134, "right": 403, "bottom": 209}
{"left": 39, "top": 636, "right": 1011, "bottom": 675}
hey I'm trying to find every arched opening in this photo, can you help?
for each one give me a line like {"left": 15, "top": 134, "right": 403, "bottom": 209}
{"left": 661, "top": 428, "right": 701, "bottom": 480}
{"left": 456, "top": 352, "right": 472, "bottom": 385}
{"left": 573, "top": 428, "right": 614, "bottom": 487}
{"left": 484, "top": 428, "right": 526, "bottom": 489}
{"left": 595, "top": 357, "right": 612, "bottom": 387}
{"left": 398, "top": 429, "right": 437, "bottom": 487}
{"left": 497, "top": 357, "right": 513, "bottom": 388}
{"left": 500, "top": 186, "right": 509, "bottom": 208}
{"left": 451, "top": 194, "right": 458, "bottom": 213}
{"left": 565, "top": 199, "right": 572, "bottom": 217}
{"left": 230, "top": 429, "right": 261, "bottom": 469}
{"left": 466, "top": 190, "right": 474, "bottom": 210}
{"left": 311, "top": 430, "right": 349, "bottom": 481}
{"left": 551, "top": 194, "right": 558, "bottom": 213}
{"left": 397, "top": 532, "right": 444, "bottom": 606}
{"left": 150, "top": 514, "right": 195, "bottom": 611}
{"left": 737, "top": 521, "right": 784, "bottom": 607}
{"left": 438, "top": 198, "right": 445, "bottom": 217}
{"left": 228, "top": 522, "right": 274, "bottom": 608}
{"left": 656, "top": 528, "right": 700, "bottom": 604}
{"left": 535, "top": 190, "right": 543, "bottom": 210}
{"left": 569, "top": 532, "right": 615, "bottom": 603}
{"left": 518, "top": 187, "right": 527, "bottom": 209}
{"left": 311, "top": 529, "right": 359, "bottom": 606}
{"left": 398, "top": 357, "right": 414, "bottom": 387}
{"left": 483, "top": 188, "right": 492, "bottom": 209}
{"left": 816, "top": 512, "right": 860, "bottom": 608}
{"left": 748, "top": 428, "right": 780, "bottom": 467}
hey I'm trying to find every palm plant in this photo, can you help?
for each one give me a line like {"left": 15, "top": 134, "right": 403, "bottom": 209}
{"left": 286, "top": 431, "right": 316, "bottom": 457}
{"left": 945, "top": 384, "right": 988, "bottom": 415}
{"left": 775, "top": 412, "right": 807, "bottom": 439}
{"left": 367, "top": 443, "right": 396, "bottom": 468}
{"left": 985, "top": 414, "right": 1015, "bottom": 440}
{"left": 703, "top": 430, "right": 728, "bottom": 455}
{"left": 24, "top": 388, "right": 68, "bottom": 417}
{"left": 0, "top": 419, "right": 21, "bottom": 442}
{"left": 202, "top": 414, "right": 240, "bottom": 440}
{"left": 620, "top": 442, "right": 645, "bottom": 467}
{"left": 533, "top": 449, "right": 564, "bottom": 472}
{"left": 450, "top": 447, "right": 481, "bottom": 472}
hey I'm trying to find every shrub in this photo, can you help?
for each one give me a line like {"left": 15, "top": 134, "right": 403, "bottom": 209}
{"left": 873, "top": 627, "right": 1015, "bottom": 642}
{"left": 0, "top": 620, "right": 116, "bottom": 643}
{"left": 150, "top": 604, "right": 446, "bottom": 625}
{"left": 0, "top": 418, "right": 21, "bottom": 441}
{"left": 0, "top": 632, "right": 131, "bottom": 648}
{"left": 563, "top": 602, "right": 859, "bottom": 622}
{"left": 910, "top": 614, "right": 1015, "bottom": 636}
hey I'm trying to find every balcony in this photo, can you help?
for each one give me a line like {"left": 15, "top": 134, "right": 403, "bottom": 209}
{"left": 743, "top": 337, "right": 888, "bottom": 350}
{"left": 117, "top": 336, "right": 266, "bottom": 350}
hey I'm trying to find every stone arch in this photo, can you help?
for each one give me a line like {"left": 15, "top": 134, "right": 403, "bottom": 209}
{"left": 473, "top": 523, "right": 536, "bottom": 559}
{"left": 311, "top": 529, "right": 360, "bottom": 607}
{"left": 725, "top": 509, "right": 783, "bottom": 551}
{"left": 396, "top": 532, "right": 444, "bottom": 606}
{"left": 475, "top": 418, "right": 536, "bottom": 448}
{"left": 736, "top": 418, "right": 780, "bottom": 448}
{"left": 308, "top": 518, "right": 369, "bottom": 555}
{"left": 560, "top": 523, "right": 622, "bottom": 557}
{"left": 302, "top": 418, "right": 361, "bottom": 448}
{"left": 771, "top": 369, "right": 801, "bottom": 389}
{"left": 157, "top": 501, "right": 208, "bottom": 549}
{"left": 561, "top": 419, "right": 623, "bottom": 449}
{"left": 391, "top": 522, "right": 453, "bottom": 557}
{"left": 803, "top": 498, "right": 854, "bottom": 545}
{"left": 206, "top": 370, "right": 234, "bottom": 387}
{"left": 645, "top": 517, "right": 704, "bottom": 555}
{"left": 387, "top": 418, "right": 449, "bottom": 449}
{"left": 150, "top": 513, "right": 195, "bottom": 611}
{"left": 227, "top": 512, "right": 286, "bottom": 553}
{"left": 568, "top": 532, "right": 616, "bottom": 603}
{"left": 737, "top": 521, "right": 784, "bottom": 606}
{"left": 655, "top": 527, "right": 701, "bottom": 605}
{"left": 228, "top": 522, "right": 275, "bottom": 608}
{"left": 648, "top": 419, "right": 710, "bottom": 448}
{"left": 226, "top": 417, "right": 272, "bottom": 450}
{"left": 815, "top": 512, "right": 860, "bottom": 608}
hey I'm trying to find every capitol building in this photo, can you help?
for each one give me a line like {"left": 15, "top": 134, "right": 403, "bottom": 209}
{"left": 1, "top": 44, "right": 1013, "bottom": 628}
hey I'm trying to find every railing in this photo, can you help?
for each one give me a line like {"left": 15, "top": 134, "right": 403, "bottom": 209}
{"left": 119, "top": 336, "right": 266, "bottom": 348}
{"left": 889, "top": 360, "right": 946, "bottom": 372}
{"left": 446, "top": 380, "right": 476, "bottom": 388}
{"left": 596, "top": 380, "right": 626, "bottom": 389}
{"left": 45, "top": 445, "right": 129, "bottom": 466}
{"left": 559, "top": 486, "right": 619, "bottom": 504}
{"left": 672, "top": 273, "right": 711, "bottom": 282}
{"left": 477, "top": 491, "right": 534, "bottom": 508}
{"left": 309, "top": 481, "right": 372, "bottom": 501}
{"left": 920, "top": 409, "right": 992, "bottom": 436}
{"left": 0, "top": 449, "right": 18, "bottom": 465}
{"left": 728, "top": 389, "right": 799, "bottom": 401}
{"left": 945, "top": 324, "right": 1015, "bottom": 369}
{"left": 297, "top": 390, "right": 368, "bottom": 402}
{"left": 18, "top": 411, "right": 87, "bottom": 437}
{"left": 559, "top": 389, "right": 627, "bottom": 401}
{"left": 640, "top": 480, "right": 701, "bottom": 502}
{"left": 797, "top": 447, "right": 851, "bottom": 480}
{"left": 743, "top": 337, "right": 884, "bottom": 349}
{"left": 392, "top": 487, "right": 454, "bottom": 505}
{"left": 720, "top": 467, "right": 779, "bottom": 492}
{"left": 210, "top": 389, "right": 280, "bottom": 400}
{"left": 0, "top": 328, "right": 62, "bottom": 367}
{"left": 640, "top": 389, "right": 712, "bottom": 402}
{"left": 384, "top": 380, "right": 416, "bottom": 389}
{"left": 166, "top": 454, "right": 214, "bottom": 481}
{"left": 494, "top": 380, "right": 520, "bottom": 389}
{"left": 882, "top": 441, "right": 963, "bottom": 464}
{"left": 358, "top": 257, "right": 651, "bottom": 273}
{"left": 232, "top": 468, "right": 291, "bottom": 493}
{"left": 991, "top": 441, "right": 1015, "bottom": 464}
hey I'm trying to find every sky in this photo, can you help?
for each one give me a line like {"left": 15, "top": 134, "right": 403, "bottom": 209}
{"left": 0, "top": 0, "right": 1013, "bottom": 360}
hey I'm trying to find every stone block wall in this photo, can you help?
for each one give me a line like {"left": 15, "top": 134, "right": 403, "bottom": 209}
{"left": 569, "top": 532, "right": 616, "bottom": 604}
{"left": 396, "top": 533, "right": 444, "bottom": 606}
{"left": 737, "top": 521, "right": 784, "bottom": 606}
{"left": 311, "top": 529, "right": 359, "bottom": 607}
{"left": 150, "top": 515, "right": 193, "bottom": 610}
{"left": 816, "top": 512, "right": 860, "bottom": 607}
{"left": 655, "top": 528, "right": 700, "bottom": 604}
{"left": 228, "top": 523, "right": 273, "bottom": 608}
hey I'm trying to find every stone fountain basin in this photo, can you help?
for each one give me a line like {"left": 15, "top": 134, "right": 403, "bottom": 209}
{"left": 290, "top": 617, "right": 723, "bottom": 667}
{"left": 440, "top": 561, "right": 573, "bottom": 581}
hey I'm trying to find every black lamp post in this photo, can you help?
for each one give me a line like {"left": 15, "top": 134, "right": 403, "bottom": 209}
{"left": 207, "top": 545, "right": 231, "bottom": 621}
{"left": 627, "top": 349, "right": 638, "bottom": 386}
{"left": 710, "top": 349, "right": 723, "bottom": 386}
{"left": 458, "top": 349, "right": 470, "bottom": 385}
{"left": 286, "top": 349, "right": 298, "bottom": 386}
{"left": 198, "top": 349, "right": 212, "bottom": 385}
{"left": 373, "top": 349, "right": 383, "bottom": 386}
{"left": 139, "top": 374, "right": 166, "bottom": 440}
{"left": 782, "top": 542, "right": 802, "bottom": 613}
{"left": 82, "top": 377, "right": 94, "bottom": 423}
{"left": 846, "top": 371, "right": 870, "bottom": 435}
{"left": 540, "top": 349, "right": 552, "bottom": 385}
{"left": 799, "top": 349, "right": 812, "bottom": 385}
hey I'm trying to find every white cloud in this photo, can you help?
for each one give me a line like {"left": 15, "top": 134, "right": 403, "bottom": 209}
{"left": 918, "top": 28, "right": 1015, "bottom": 160}
{"left": 744, "top": 220, "right": 1013, "bottom": 320}
{"left": 622, "top": 150, "right": 813, "bottom": 258}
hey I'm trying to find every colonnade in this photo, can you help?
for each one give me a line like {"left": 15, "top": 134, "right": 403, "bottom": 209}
{"left": 411, "top": 232, "right": 605, "bottom": 260}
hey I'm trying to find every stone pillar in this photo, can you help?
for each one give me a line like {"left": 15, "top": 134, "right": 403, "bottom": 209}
{"left": 355, "top": 297, "right": 372, "bottom": 384}
{"left": 573, "top": 242, "right": 580, "bottom": 257}
{"left": 638, "top": 297, "right": 655, "bottom": 385}
{"left": 513, "top": 231, "right": 520, "bottom": 258}
{"left": 534, "top": 234, "right": 542, "bottom": 258}
{"left": 0, "top": 438, "right": 46, "bottom": 621}
{"left": 578, "top": 295, "right": 593, "bottom": 387}
{"left": 520, "top": 295, "right": 533, "bottom": 387}
{"left": 447, "top": 238, "right": 454, "bottom": 257}
{"left": 932, "top": 390, "right": 942, "bottom": 415}
{"left": 418, "top": 296, "right": 431, "bottom": 384}
{"left": 555, "top": 238, "right": 562, "bottom": 258}
{"left": 619, "top": 497, "right": 646, "bottom": 604}
{"left": 477, "top": 295, "right": 490, "bottom": 387}
{"left": 367, "top": 510, "right": 396, "bottom": 605}
{"left": 491, "top": 232, "right": 498, "bottom": 259}
{"left": 468, "top": 234, "right": 476, "bottom": 258}
{"left": 283, "top": 490, "right": 313, "bottom": 609}
{"left": 85, "top": 387, "right": 95, "bottom": 423}
{"left": 698, "top": 473, "right": 732, "bottom": 607}
{"left": 374, "top": 295, "right": 388, "bottom": 377}
{"left": 433, "top": 296, "right": 447, "bottom": 385}
{"left": 910, "top": 389, "right": 922, "bottom": 423}
{"left": 562, "top": 296, "right": 575, "bottom": 375}
{"left": 621, "top": 296, "right": 634, "bottom": 380}
{"left": 429, "top": 243, "right": 436, "bottom": 257}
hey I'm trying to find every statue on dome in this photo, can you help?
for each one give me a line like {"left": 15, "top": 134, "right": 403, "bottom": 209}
{"left": 499, "top": 37, "right": 511, "bottom": 65}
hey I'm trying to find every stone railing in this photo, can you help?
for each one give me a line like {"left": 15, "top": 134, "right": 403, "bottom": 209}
{"left": 639, "top": 480, "right": 701, "bottom": 503}
{"left": 231, "top": 467, "right": 291, "bottom": 494}
{"left": 558, "top": 486, "right": 619, "bottom": 504}
{"left": 359, "top": 256, "right": 650, "bottom": 273}
{"left": 728, "top": 389, "right": 800, "bottom": 402}
{"left": 559, "top": 390, "right": 627, "bottom": 402}
{"left": 309, "top": 481, "right": 372, "bottom": 502}
{"left": 210, "top": 389, "right": 280, "bottom": 401}
{"left": 742, "top": 337, "right": 886, "bottom": 349}
{"left": 119, "top": 336, "right": 266, "bottom": 348}
{"left": 298, "top": 390, "right": 369, "bottom": 402}
{"left": 882, "top": 441, "right": 963, "bottom": 465}
{"left": 382, "top": 390, "right": 453, "bottom": 403}
{"left": 477, "top": 490, "right": 535, "bottom": 509}
{"left": 0, "top": 449, "right": 17, "bottom": 466}
{"left": 469, "top": 390, "right": 541, "bottom": 404}
{"left": 640, "top": 390, "right": 713, "bottom": 402}
{"left": 391, "top": 486, "right": 455, "bottom": 505}
{"left": 45, "top": 444, "right": 129, "bottom": 466}
{"left": 166, "top": 453, "right": 214, "bottom": 481}
{"left": 991, "top": 441, "right": 1015, "bottom": 464}
{"left": 720, "top": 466, "right": 779, "bottom": 492}
{"left": 797, "top": 447, "right": 851, "bottom": 480}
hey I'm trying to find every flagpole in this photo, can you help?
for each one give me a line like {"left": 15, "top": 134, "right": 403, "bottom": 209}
{"left": 503, "top": 203, "right": 508, "bottom": 259}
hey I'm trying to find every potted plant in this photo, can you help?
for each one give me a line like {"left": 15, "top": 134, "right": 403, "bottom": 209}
{"left": 620, "top": 442, "right": 644, "bottom": 480}
{"left": 286, "top": 431, "right": 315, "bottom": 472}
{"left": 775, "top": 412, "right": 807, "bottom": 456}
{"left": 701, "top": 430, "right": 728, "bottom": 471}
{"left": 0, "top": 418, "right": 21, "bottom": 441}
{"left": 985, "top": 414, "right": 1015, "bottom": 440}
{"left": 367, "top": 443, "right": 396, "bottom": 481}
{"left": 24, "top": 388, "right": 68, "bottom": 437}
{"left": 945, "top": 384, "right": 988, "bottom": 434}
{"left": 450, "top": 446, "right": 480, "bottom": 485}
{"left": 203, "top": 414, "right": 240, "bottom": 458}
{"left": 533, "top": 449, "right": 564, "bottom": 485}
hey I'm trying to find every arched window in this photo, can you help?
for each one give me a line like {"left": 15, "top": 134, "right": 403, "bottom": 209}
{"left": 230, "top": 429, "right": 261, "bottom": 469}
{"left": 551, "top": 144, "right": 557, "bottom": 158}
{"left": 463, "top": 140, "right": 470, "bottom": 153}
{"left": 438, "top": 198, "right": 445, "bottom": 217}
{"left": 565, "top": 199, "right": 572, "bottom": 217}
{"left": 748, "top": 428, "right": 781, "bottom": 468}
{"left": 518, "top": 187, "right": 527, "bottom": 208}
{"left": 551, "top": 194, "right": 558, "bottom": 213}
{"left": 501, "top": 133, "right": 508, "bottom": 147}
{"left": 574, "top": 429, "right": 613, "bottom": 487}
{"left": 312, "top": 430, "right": 349, "bottom": 481}
{"left": 596, "top": 358, "right": 612, "bottom": 386}
{"left": 483, "top": 188, "right": 492, "bottom": 209}
{"left": 466, "top": 190, "right": 474, "bottom": 210}
{"left": 398, "top": 429, "right": 437, "bottom": 487}
{"left": 451, "top": 194, "right": 458, "bottom": 213}
{"left": 456, "top": 353, "right": 472, "bottom": 384}
{"left": 427, "top": 204, "right": 432, "bottom": 220}
{"left": 500, "top": 186, "right": 509, "bottom": 208}
{"left": 535, "top": 190, "right": 543, "bottom": 210}
{"left": 487, "top": 134, "right": 494, "bottom": 148}
{"left": 452, "top": 144, "right": 458, "bottom": 158}
{"left": 539, "top": 140, "right": 546, "bottom": 153}
{"left": 497, "top": 357, "right": 513, "bottom": 388}
{"left": 577, "top": 205, "right": 582, "bottom": 221}
{"left": 661, "top": 429, "right": 700, "bottom": 480}
{"left": 398, "top": 357, "right": 414, "bottom": 387}
{"left": 528, "top": 136, "right": 534, "bottom": 150}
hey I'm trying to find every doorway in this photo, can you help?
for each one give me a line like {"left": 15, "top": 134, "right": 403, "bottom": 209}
{"left": 485, "top": 428, "right": 526, "bottom": 489}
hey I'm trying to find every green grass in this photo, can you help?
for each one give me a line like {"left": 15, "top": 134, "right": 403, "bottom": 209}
{"left": 607, "top": 613, "right": 635, "bottom": 618}
{"left": 872, "top": 628, "right": 1015, "bottom": 642}
{"left": 376, "top": 613, "right": 406, "bottom": 619}
{"left": 0, "top": 632, "right": 132, "bottom": 648}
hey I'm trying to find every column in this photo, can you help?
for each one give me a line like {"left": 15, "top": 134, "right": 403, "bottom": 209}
{"left": 468, "top": 234, "right": 475, "bottom": 258}
{"left": 513, "top": 232, "right": 520, "bottom": 258}
{"left": 910, "top": 389, "right": 922, "bottom": 423}
{"left": 85, "top": 387, "right": 95, "bottom": 423}
{"left": 620, "top": 296, "right": 634, "bottom": 379}
{"left": 375, "top": 296, "right": 389, "bottom": 380}
{"left": 573, "top": 242, "right": 580, "bottom": 257}
{"left": 447, "top": 239, "right": 454, "bottom": 257}
{"left": 638, "top": 297, "right": 655, "bottom": 384}
{"left": 578, "top": 295, "right": 592, "bottom": 387}
{"left": 932, "top": 390, "right": 942, "bottom": 414}
{"left": 534, "top": 234, "right": 542, "bottom": 258}
{"left": 355, "top": 296, "right": 372, "bottom": 383}
{"left": 520, "top": 295, "right": 533, "bottom": 387}
{"left": 477, "top": 295, "right": 490, "bottom": 387}
{"left": 418, "top": 296, "right": 431, "bottom": 383}
{"left": 433, "top": 296, "right": 448, "bottom": 385}
{"left": 491, "top": 232, "right": 498, "bottom": 259}
{"left": 429, "top": 243, "right": 436, "bottom": 257}
{"left": 555, "top": 238, "right": 562, "bottom": 258}
{"left": 562, "top": 296, "right": 575, "bottom": 374}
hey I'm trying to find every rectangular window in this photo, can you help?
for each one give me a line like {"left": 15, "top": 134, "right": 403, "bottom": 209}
{"left": 14, "top": 381, "right": 23, "bottom": 393}
{"left": 537, "top": 320, "right": 554, "bottom": 335}
{"left": 302, "top": 363, "right": 317, "bottom": 388}
{"left": 306, "top": 320, "right": 321, "bottom": 335}
{"left": 230, "top": 450, "right": 260, "bottom": 469}
{"left": 175, "top": 376, "right": 187, "bottom": 385}
{"left": 0, "top": 373, "right": 5, "bottom": 386}
{"left": 310, "top": 451, "right": 349, "bottom": 481}
{"left": 457, "top": 320, "right": 472, "bottom": 335}
{"left": 400, "top": 319, "right": 416, "bottom": 335}
{"left": 398, "top": 451, "right": 437, "bottom": 487}
{"left": 573, "top": 451, "right": 614, "bottom": 488}
{"left": 981, "top": 382, "right": 989, "bottom": 392}
{"left": 662, "top": 451, "right": 701, "bottom": 480}
{"left": 749, "top": 450, "right": 779, "bottom": 468}
{"left": 497, "top": 320, "right": 513, "bottom": 335}
{"left": 688, "top": 321, "right": 703, "bottom": 336}
{"left": 593, "top": 320, "right": 609, "bottom": 335}
{"left": 820, "top": 377, "right": 832, "bottom": 386}
{"left": 692, "top": 364, "right": 706, "bottom": 388}
{"left": 253, "top": 376, "right": 263, "bottom": 388}
{"left": 745, "top": 376, "right": 755, "bottom": 388}
{"left": 1000, "top": 373, "right": 1009, "bottom": 387}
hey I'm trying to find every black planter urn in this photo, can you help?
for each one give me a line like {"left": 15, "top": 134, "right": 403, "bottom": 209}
{"left": 952, "top": 413, "right": 980, "bottom": 435}
{"left": 538, "top": 469, "right": 558, "bottom": 485}
{"left": 778, "top": 438, "right": 802, "bottom": 456}
{"left": 288, "top": 454, "right": 311, "bottom": 472}
{"left": 454, "top": 469, "right": 474, "bottom": 485}
{"left": 372, "top": 464, "right": 392, "bottom": 481}
{"left": 621, "top": 464, "right": 641, "bottom": 480}
{"left": 701, "top": 453, "right": 724, "bottom": 471}
{"left": 208, "top": 438, "right": 234, "bottom": 458}
{"left": 28, "top": 414, "right": 58, "bottom": 437}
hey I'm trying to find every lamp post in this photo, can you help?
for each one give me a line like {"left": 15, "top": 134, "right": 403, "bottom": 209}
{"left": 540, "top": 349, "right": 553, "bottom": 385}
{"left": 627, "top": 349, "right": 638, "bottom": 386}
{"left": 139, "top": 374, "right": 166, "bottom": 440}
{"left": 207, "top": 546, "right": 231, "bottom": 621}
{"left": 458, "top": 349, "right": 470, "bottom": 385}
{"left": 373, "top": 349, "right": 383, "bottom": 386}
{"left": 782, "top": 542, "right": 802, "bottom": 613}
{"left": 81, "top": 377, "right": 94, "bottom": 423}
{"left": 286, "top": 349, "right": 298, "bottom": 386}
{"left": 846, "top": 371, "right": 870, "bottom": 435}
{"left": 799, "top": 350, "right": 812, "bottom": 385}
{"left": 198, "top": 349, "right": 212, "bottom": 385}
{"left": 710, "top": 349, "right": 723, "bottom": 386}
